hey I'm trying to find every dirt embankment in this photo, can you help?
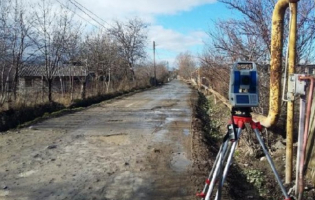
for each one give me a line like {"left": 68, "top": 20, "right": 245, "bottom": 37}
{"left": 195, "top": 89, "right": 315, "bottom": 199}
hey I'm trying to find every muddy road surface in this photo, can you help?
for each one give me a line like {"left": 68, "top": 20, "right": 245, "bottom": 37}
{"left": 0, "top": 80, "right": 210, "bottom": 200}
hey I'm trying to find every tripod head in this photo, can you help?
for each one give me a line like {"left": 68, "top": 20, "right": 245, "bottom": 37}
{"left": 231, "top": 107, "right": 252, "bottom": 117}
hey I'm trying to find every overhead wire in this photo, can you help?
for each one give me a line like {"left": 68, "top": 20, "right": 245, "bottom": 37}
{"left": 69, "top": 0, "right": 109, "bottom": 25}
{"left": 55, "top": 0, "right": 99, "bottom": 28}
{"left": 66, "top": 0, "right": 107, "bottom": 29}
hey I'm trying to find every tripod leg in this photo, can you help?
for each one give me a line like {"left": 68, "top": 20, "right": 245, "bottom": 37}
{"left": 253, "top": 128, "right": 290, "bottom": 199}
{"left": 205, "top": 139, "right": 230, "bottom": 200}
{"left": 215, "top": 128, "right": 242, "bottom": 200}
{"left": 216, "top": 142, "right": 227, "bottom": 199}
{"left": 216, "top": 136, "right": 234, "bottom": 199}
{"left": 198, "top": 132, "right": 231, "bottom": 199}
{"left": 198, "top": 142, "right": 225, "bottom": 199}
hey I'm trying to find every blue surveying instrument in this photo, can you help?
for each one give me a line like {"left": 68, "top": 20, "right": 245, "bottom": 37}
{"left": 228, "top": 61, "right": 259, "bottom": 107}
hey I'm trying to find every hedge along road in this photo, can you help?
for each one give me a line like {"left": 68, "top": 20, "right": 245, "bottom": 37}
{"left": 0, "top": 80, "right": 209, "bottom": 200}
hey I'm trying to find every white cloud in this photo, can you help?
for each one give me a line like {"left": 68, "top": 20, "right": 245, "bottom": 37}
{"left": 25, "top": 0, "right": 216, "bottom": 27}
{"left": 71, "top": 0, "right": 217, "bottom": 22}
{"left": 147, "top": 26, "right": 208, "bottom": 68}
{"left": 27, "top": 0, "right": 213, "bottom": 66}
{"left": 149, "top": 25, "right": 207, "bottom": 52}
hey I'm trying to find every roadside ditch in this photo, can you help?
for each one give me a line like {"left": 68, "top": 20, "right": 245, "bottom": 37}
{"left": 192, "top": 89, "right": 291, "bottom": 199}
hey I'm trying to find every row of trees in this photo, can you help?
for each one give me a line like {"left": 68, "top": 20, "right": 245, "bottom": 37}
{"left": 0, "top": 0, "right": 168, "bottom": 108}
{"left": 176, "top": 0, "right": 315, "bottom": 115}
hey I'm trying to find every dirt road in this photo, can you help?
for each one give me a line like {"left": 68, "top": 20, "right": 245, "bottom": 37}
{"left": 0, "top": 80, "right": 208, "bottom": 200}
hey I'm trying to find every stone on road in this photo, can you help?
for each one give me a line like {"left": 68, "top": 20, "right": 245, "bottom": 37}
{"left": 0, "top": 80, "right": 206, "bottom": 200}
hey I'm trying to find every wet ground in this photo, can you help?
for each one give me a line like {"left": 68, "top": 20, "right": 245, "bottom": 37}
{"left": 0, "top": 80, "right": 209, "bottom": 200}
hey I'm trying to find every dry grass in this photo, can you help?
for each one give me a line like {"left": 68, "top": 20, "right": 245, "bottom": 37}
{"left": 0, "top": 78, "right": 152, "bottom": 112}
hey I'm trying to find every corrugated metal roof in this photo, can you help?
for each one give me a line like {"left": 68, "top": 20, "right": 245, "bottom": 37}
{"left": 19, "top": 65, "right": 90, "bottom": 77}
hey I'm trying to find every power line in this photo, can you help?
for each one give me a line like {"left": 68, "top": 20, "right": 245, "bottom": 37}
{"left": 70, "top": 0, "right": 108, "bottom": 25}
{"left": 55, "top": 0, "right": 99, "bottom": 28}
{"left": 67, "top": 0, "right": 107, "bottom": 29}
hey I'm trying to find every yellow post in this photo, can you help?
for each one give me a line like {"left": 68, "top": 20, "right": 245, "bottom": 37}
{"left": 252, "top": 0, "right": 300, "bottom": 128}
{"left": 252, "top": 0, "right": 288, "bottom": 127}
{"left": 285, "top": 2, "right": 297, "bottom": 184}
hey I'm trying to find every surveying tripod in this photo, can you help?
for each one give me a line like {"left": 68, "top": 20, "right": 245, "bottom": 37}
{"left": 197, "top": 107, "right": 291, "bottom": 200}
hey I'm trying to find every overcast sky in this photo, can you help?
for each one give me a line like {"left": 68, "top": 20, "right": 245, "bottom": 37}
{"left": 39, "top": 0, "right": 235, "bottom": 67}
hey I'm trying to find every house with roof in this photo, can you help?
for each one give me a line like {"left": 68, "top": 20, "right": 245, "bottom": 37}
{"left": 18, "top": 65, "right": 95, "bottom": 94}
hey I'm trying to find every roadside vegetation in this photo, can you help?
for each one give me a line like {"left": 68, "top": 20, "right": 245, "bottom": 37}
{"left": 176, "top": 0, "right": 315, "bottom": 196}
{"left": 193, "top": 91, "right": 270, "bottom": 199}
{"left": 0, "top": 0, "right": 174, "bottom": 131}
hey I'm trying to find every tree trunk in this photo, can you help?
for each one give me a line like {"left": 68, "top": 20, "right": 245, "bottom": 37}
{"left": 0, "top": 69, "right": 7, "bottom": 105}
{"left": 59, "top": 76, "right": 64, "bottom": 98}
{"left": 107, "top": 68, "right": 111, "bottom": 93}
{"left": 70, "top": 75, "right": 74, "bottom": 101}
{"left": 13, "top": 66, "right": 18, "bottom": 100}
{"left": 105, "top": 81, "right": 110, "bottom": 93}
{"left": 41, "top": 76, "right": 44, "bottom": 102}
{"left": 1, "top": 68, "right": 5, "bottom": 96}
{"left": 96, "top": 76, "right": 101, "bottom": 96}
{"left": 48, "top": 79, "right": 53, "bottom": 102}
{"left": 81, "top": 81, "right": 86, "bottom": 99}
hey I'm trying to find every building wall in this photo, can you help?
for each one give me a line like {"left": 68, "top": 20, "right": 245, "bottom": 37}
{"left": 18, "top": 76, "right": 93, "bottom": 94}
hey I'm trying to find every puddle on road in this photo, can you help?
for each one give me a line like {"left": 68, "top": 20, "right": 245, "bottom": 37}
{"left": 153, "top": 130, "right": 169, "bottom": 142}
{"left": 165, "top": 117, "right": 190, "bottom": 124}
{"left": 19, "top": 170, "right": 37, "bottom": 178}
{"left": 105, "top": 171, "right": 147, "bottom": 199}
{"left": 0, "top": 190, "right": 10, "bottom": 197}
{"left": 170, "top": 108, "right": 191, "bottom": 113}
{"left": 87, "top": 134, "right": 130, "bottom": 146}
{"left": 171, "top": 152, "right": 191, "bottom": 172}
{"left": 183, "top": 129, "right": 190, "bottom": 136}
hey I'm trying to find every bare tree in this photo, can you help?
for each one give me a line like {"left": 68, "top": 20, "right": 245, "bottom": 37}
{"left": 175, "top": 51, "right": 196, "bottom": 80}
{"left": 62, "top": 22, "right": 82, "bottom": 100}
{"left": 215, "top": 0, "right": 315, "bottom": 63}
{"left": 109, "top": 18, "right": 148, "bottom": 80}
{"left": 0, "top": 0, "right": 32, "bottom": 104}
{"left": 77, "top": 31, "right": 114, "bottom": 98}
{"left": 155, "top": 61, "right": 169, "bottom": 83}
{"left": 202, "top": 0, "right": 315, "bottom": 115}
{"left": 31, "top": 0, "right": 77, "bottom": 102}
{"left": 0, "top": 0, "right": 12, "bottom": 104}
{"left": 135, "top": 61, "right": 169, "bottom": 86}
{"left": 9, "top": 0, "right": 33, "bottom": 100}
{"left": 208, "top": 19, "right": 268, "bottom": 63}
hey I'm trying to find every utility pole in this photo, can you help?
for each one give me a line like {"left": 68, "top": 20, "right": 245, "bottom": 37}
{"left": 153, "top": 41, "right": 156, "bottom": 86}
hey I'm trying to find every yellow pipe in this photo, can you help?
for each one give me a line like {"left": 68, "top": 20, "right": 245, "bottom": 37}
{"left": 252, "top": 0, "right": 299, "bottom": 127}
{"left": 285, "top": 2, "right": 297, "bottom": 184}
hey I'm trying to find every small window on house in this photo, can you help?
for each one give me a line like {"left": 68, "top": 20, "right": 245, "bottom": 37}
{"left": 25, "top": 78, "right": 32, "bottom": 87}
{"left": 313, "top": 69, "right": 315, "bottom": 75}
